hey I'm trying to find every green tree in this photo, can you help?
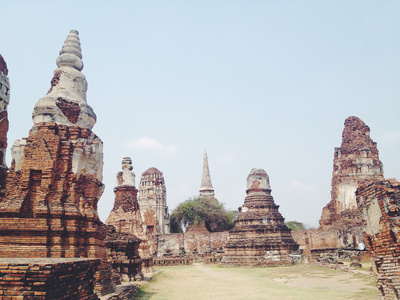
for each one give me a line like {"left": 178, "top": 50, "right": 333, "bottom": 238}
{"left": 170, "top": 197, "right": 236, "bottom": 233}
{"left": 285, "top": 221, "right": 305, "bottom": 231}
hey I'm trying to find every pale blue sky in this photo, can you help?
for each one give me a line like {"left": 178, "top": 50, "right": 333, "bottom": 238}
{"left": 2, "top": 1, "right": 400, "bottom": 226}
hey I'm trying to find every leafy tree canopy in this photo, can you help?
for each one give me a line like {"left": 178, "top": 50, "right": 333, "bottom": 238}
{"left": 285, "top": 221, "right": 305, "bottom": 231}
{"left": 170, "top": 197, "right": 236, "bottom": 233}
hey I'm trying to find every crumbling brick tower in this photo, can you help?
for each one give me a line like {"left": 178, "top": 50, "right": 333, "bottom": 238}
{"left": 221, "top": 168, "right": 298, "bottom": 267}
{"left": 319, "top": 116, "right": 384, "bottom": 248}
{"left": 0, "top": 30, "right": 113, "bottom": 295}
{"left": 0, "top": 55, "right": 10, "bottom": 197}
{"left": 138, "top": 167, "right": 170, "bottom": 235}
{"left": 106, "top": 157, "right": 153, "bottom": 274}
{"left": 356, "top": 179, "right": 400, "bottom": 299}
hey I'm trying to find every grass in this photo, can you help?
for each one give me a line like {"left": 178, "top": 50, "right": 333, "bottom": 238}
{"left": 134, "top": 263, "right": 378, "bottom": 300}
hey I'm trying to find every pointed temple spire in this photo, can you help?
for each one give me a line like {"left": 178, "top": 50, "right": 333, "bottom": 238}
{"left": 32, "top": 30, "right": 97, "bottom": 129}
{"left": 199, "top": 149, "right": 215, "bottom": 198}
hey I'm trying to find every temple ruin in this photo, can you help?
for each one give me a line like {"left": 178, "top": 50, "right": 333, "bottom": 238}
{"left": 0, "top": 27, "right": 394, "bottom": 298}
{"left": 356, "top": 178, "right": 400, "bottom": 299}
{"left": 138, "top": 167, "right": 170, "bottom": 235}
{"left": 221, "top": 168, "right": 299, "bottom": 267}
{"left": 0, "top": 54, "right": 10, "bottom": 197}
{"left": 105, "top": 157, "right": 153, "bottom": 275}
{"left": 0, "top": 30, "right": 113, "bottom": 295}
{"left": 320, "top": 116, "right": 384, "bottom": 229}
{"left": 293, "top": 117, "right": 385, "bottom": 262}
{"left": 317, "top": 116, "right": 384, "bottom": 249}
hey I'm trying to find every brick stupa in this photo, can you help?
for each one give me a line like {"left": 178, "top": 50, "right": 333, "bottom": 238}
{"left": 0, "top": 30, "right": 113, "bottom": 295}
{"left": 319, "top": 116, "right": 384, "bottom": 247}
{"left": 106, "top": 157, "right": 153, "bottom": 274}
{"left": 221, "top": 169, "right": 298, "bottom": 266}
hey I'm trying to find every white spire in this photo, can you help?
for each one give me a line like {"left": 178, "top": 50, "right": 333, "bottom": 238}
{"left": 32, "top": 30, "right": 97, "bottom": 129}
{"left": 56, "top": 29, "right": 83, "bottom": 71}
{"left": 199, "top": 149, "right": 215, "bottom": 198}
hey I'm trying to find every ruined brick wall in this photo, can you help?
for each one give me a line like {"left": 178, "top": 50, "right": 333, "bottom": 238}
{"left": 292, "top": 229, "right": 343, "bottom": 252}
{"left": 0, "top": 54, "right": 10, "bottom": 197}
{"left": 153, "top": 257, "right": 193, "bottom": 266}
{"left": 291, "top": 229, "right": 371, "bottom": 263}
{"left": 148, "top": 230, "right": 229, "bottom": 257}
{"left": 356, "top": 178, "right": 400, "bottom": 299}
{"left": 292, "top": 226, "right": 365, "bottom": 255}
{"left": 104, "top": 226, "right": 142, "bottom": 283}
{"left": 138, "top": 167, "right": 170, "bottom": 235}
{"left": 0, "top": 258, "right": 100, "bottom": 299}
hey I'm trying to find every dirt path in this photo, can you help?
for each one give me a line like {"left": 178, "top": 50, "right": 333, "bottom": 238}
{"left": 136, "top": 263, "right": 377, "bottom": 299}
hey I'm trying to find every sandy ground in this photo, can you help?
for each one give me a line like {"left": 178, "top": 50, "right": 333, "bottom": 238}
{"left": 135, "top": 263, "right": 377, "bottom": 300}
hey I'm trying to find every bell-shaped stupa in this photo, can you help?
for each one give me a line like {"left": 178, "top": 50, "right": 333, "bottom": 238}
{"left": 221, "top": 168, "right": 299, "bottom": 266}
{"left": 32, "top": 30, "right": 96, "bottom": 129}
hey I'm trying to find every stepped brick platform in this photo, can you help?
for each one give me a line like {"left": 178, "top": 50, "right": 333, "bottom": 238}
{"left": 356, "top": 178, "right": 400, "bottom": 299}
{"left": 0, "top": 258, "right": 100, "bottom": 299}
{"left": 153, "top": 257, "right": 193, "bottom": 266}
{"left": 0, "top": 30, "right": 113, "bottom": 295}
{"left": 221, "top": 169, "right": 298, "bottom": 267}
{"left": 106, "top": 158, "right": 153, "bottom": 275}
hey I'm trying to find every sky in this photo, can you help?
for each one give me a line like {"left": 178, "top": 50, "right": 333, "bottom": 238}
{"left": 1, "top": 1, "right": 399, "bottom": 227}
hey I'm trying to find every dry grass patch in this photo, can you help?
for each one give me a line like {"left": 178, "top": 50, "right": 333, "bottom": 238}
{"left": 135, "top": 263, "right": 377, "bottom": 300}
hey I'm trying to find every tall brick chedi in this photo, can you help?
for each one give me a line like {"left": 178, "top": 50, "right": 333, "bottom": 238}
{"left": 221, "top": 169, "right": 298, "bottom": 266}
{"left": 105, "top": 157, "right": 153, "bottom": 274}
{"left": 138, "top": 167, "right": 170, "bottom": 235}
{"left": 0, "top": 30, "right": 113, "bottom": 295}
{"left": 0, "top": 55, "right": 10, "bottom": 196}
{"left": 319, "top": 117, "right": 384, "bottom": 247}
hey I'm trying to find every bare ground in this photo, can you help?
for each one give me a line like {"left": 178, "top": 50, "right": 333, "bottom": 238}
{"left": 135, "top": 263, "right": 377, "bottom": 300}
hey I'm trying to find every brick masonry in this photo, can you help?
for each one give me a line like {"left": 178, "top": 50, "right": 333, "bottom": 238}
{"left": 105, "top": 159, "right": 154, "bottom": 275}
{"left": 319, "top": 116, "right": 383, "bottom": 248}
{"left": 356, "top": 178, "right": 400, "bottom": 299}
{"left": 221, "top": 169, "right": 299, "bottom": 267}
{"left": 0, "top": 123, "right": 113, "bottom": 295}
{"left": 104, "top": 226, "right": 142, "bottom": 283}
{"left": 138, "top": 167, "right": 170, "bottom": 235}
{"left": 0, "top": 258, "right": 100, "bottom": 299}
{"left": 0, "top": 54, "right": 10, "bottom": 197}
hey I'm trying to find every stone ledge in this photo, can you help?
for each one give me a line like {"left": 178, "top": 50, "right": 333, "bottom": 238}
{"left": 0, "top": 258, "right": 100, "bottom": 299}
